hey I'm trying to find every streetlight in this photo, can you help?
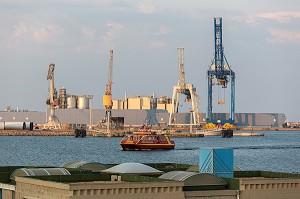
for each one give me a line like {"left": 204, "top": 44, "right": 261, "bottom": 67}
{"left": 189, "top": 109, "right": 194, "bottom": 134}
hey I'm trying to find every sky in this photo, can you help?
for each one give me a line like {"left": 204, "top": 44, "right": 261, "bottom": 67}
{"left": 0, "top": 0, "right": 299, "bottom": 121}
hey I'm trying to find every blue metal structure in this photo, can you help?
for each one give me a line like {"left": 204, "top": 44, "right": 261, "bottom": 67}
{"left": 199, "top": 148, "right": 234, "bottom": 178}
{"left": 207, "top": 17, "right": 235, "bottom": 124}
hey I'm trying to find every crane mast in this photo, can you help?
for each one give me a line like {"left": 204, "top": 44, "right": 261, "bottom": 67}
{"left": 169, "top": 47, "right": 200, "bottom": 127}
{"left": 105, "top": 50, "right": 113, "bottom": 96}
{"left": 102, "top": 50, "right": 113, "bottom": 133}
{"left": 45, "top": 63, "right": 61, "bottom": 129}
{"left": 214, "top": 18, "right": 227, "bottom": 86}
{"left": 207, "top": 17, "right": 235, "bottom": 125}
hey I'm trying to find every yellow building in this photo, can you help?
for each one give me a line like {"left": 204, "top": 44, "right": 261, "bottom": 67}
{"left": 112, "top": 95, "right": 172, "bottom": 112}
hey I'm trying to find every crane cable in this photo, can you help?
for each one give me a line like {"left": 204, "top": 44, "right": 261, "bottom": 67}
{"left": 218, "top": 84, "right": 225, "bottom": 105}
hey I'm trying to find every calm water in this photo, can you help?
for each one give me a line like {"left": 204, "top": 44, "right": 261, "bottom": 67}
{"left": 0, "top": 131, "right": 299, "bottom": 173}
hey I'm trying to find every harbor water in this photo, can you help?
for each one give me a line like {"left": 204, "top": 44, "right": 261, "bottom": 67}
{"left": 0, "top": 130, "right": 299, "bottom": 173}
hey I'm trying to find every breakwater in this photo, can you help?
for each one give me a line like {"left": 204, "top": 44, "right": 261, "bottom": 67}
{"left": 0, "top": 130, "right": 261, "bottom": 137}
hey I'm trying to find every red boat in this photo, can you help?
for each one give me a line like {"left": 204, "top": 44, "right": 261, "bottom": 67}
{"left": 120, "top": 131, "right": 175, "bottom": 150}
{"left": 120, "top": 117, "right": 174, "bottom": 150}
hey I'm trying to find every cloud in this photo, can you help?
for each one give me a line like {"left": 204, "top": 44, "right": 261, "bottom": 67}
{"left": 137, "top": 0, "right": 156, "bottom": 14}
{"left": 234, "top": 11, "right": 300, "bottom": 24}
{"left": 101, "top": 21, "right": 124, "bottom": 43}
{"left": 267, "top": 28, "right": 300, "bottom": 44}
{"left": 150, "top": 40, "right": 167, "bottom": 48}
{"left": 32, "top": 24, "right": 64, "bottom": 43}
{"left": 233, "top": 11, "right": 300, "bottom": 44}
{"left": 255, "top": 12, "right": 300, "bottom": 24}
{"left": 81, "top": 26, "right": 96, "bottom": 39}
{"left": 13, "top": 23, "right": 29, "bottom": 38}
{"left": 152, "top": 26, "right": 171, "bottom": 36}
{"left": 64, "top": 0, "right": 113, "bottom": 6}
{"left": 10, "top": 23, "right": 64, "bottom": 45}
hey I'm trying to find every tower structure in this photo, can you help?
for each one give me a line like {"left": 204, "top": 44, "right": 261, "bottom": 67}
{"left": 102, "top": 50, "right": 114, "bottom": 133}
{"left": 168, "top": 48, "right": 200, "bottom": 126}
{"left": 45, "top": 63, "right": 61, "bottom": 129}
{"left": 207, "top": 17, "right": 235, "bottom": 124}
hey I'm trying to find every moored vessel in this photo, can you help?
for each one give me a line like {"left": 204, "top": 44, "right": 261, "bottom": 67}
{"left": 120, "top": 131, "right": 175, "bottom": 150}
{"left": 120, "top": 117, "right": 175, "bottom": 150}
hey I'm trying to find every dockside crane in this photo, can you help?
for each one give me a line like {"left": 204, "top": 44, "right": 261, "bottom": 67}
{"left": 168, "top": 47, "right": 200, "bottom": 126}
{"left": 207, "top": 17, "right": 235, "bottom": 125}
{"left": 102, "top": 50, "right": 113, "bottom": 133}
{"left": 45, "top": 63, "right": 61, "bottom": 129}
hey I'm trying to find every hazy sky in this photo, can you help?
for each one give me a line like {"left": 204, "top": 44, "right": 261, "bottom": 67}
{"left": 0, "top": 0, "right": 299, "bottom": 121}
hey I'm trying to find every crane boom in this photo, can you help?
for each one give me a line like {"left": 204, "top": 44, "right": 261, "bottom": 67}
{"left": 178, "top": 47, "right": 185, "bottom": 87}
{"left": 103, "top": 50, "right": 113, "bottom": 110}
{"left": 105, "top": 50, "right": 113, "bottom": 95}
{"left": 102, "top": 50, "right": 114, "bottom": 133}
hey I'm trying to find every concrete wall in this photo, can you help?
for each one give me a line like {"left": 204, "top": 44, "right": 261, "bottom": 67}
{"left": 70, "top": 181, "right": 184, "bottom": 199}
{"left": 7, "top": 175, "right": 300, "bottom": 199}
{"left": 1, "top": 190, "right": 14, "bottom": 199}
{"left": 185, "top": 190, "right": 237, "bottom": 199}
{"left": 15, "top": 177, "right": 70, "bottom": 199}
{"left": 0, "top": 112, "right": 45, "bottom": 124}
{"left": 15, "top": 177, "right": 185, "bottom": 199}
{"left": 239, "top": 178, "right": 300, "bottom": 199}
{"left": 0, "top": 111, "right": 286, "bottom": 127}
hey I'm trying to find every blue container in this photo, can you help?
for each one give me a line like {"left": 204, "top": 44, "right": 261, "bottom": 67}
{"left": 199, "top": 148, "right": 234, "bottom": 178}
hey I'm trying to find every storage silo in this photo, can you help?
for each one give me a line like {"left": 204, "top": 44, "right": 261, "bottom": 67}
{"left": 59, "top": 87, "right": 67, "bottom": 109}
{"left": 77, "top": 96, "right": 89, "bottom": 109}
{"left": 67, "top": 95, "right": 77, "bottom": 109}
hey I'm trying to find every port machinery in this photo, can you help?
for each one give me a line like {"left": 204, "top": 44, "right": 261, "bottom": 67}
{"left": 44, "top": 63, "right": 61, "bottom": 129}
{"left": 168, "top": 47, "right": 200, "bottom": 126}
{"left": 207, "top": 17, "right": 235, "bottom": 125}
{"left": 101, "top": 50, "right": 114, "bottom": 135}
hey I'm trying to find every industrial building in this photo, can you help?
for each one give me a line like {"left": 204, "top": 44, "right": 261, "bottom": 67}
{"left": 0, "top": 90, "right": 287, "bottom": 129}
{"left": 0, "top": 109, "right": 286, "bottom": 129}
{"left": 0, "top": 162, "right": 299, "bottom": 199}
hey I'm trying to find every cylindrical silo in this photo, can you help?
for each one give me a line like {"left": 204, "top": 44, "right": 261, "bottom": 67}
{"left": 67, "top": 95, "right": 77, "bottom": 109}
{"left": 4, "top": 122, "right": 26, "bottom": 130}
{"left": 77, "top": 96, "right": 89, "bottom": 109}
{"left": 59, "top": 87, "right": 67, "bottom": 109}
{"left": 0, "top": 122, "right": 5, "bottom": 130}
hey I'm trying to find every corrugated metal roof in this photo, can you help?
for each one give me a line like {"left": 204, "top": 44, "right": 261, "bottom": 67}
{"left": 10, "top": 168, "right": 71, "bottom": 180}
{"left": 61, "top": 160, "right": 108, "bottom": 172}
{"left": 159, "top": 171, "right": 198, "bottom": 181}
{"left": 159, "top": 171, "right": 227, "bottom": 186}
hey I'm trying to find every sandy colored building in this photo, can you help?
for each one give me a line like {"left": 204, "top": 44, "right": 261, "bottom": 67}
{"left": 0, "top": 163, "right": 299, "bottom": 199}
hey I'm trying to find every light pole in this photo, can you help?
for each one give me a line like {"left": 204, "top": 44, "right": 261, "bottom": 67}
{"left": 189, "top": 109, "right": 194, "bottom": 134}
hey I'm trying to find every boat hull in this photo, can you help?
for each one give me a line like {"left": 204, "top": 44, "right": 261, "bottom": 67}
{"left": 121, "top": 143, "right": 175, "bottom": 150}
{"left": 120, "top": 131, "right": 175, "bottom": 150}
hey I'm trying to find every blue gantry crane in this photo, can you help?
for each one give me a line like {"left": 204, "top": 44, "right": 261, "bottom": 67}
{"left": 207, "top": 17, "right": 235, "bottom": 124}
